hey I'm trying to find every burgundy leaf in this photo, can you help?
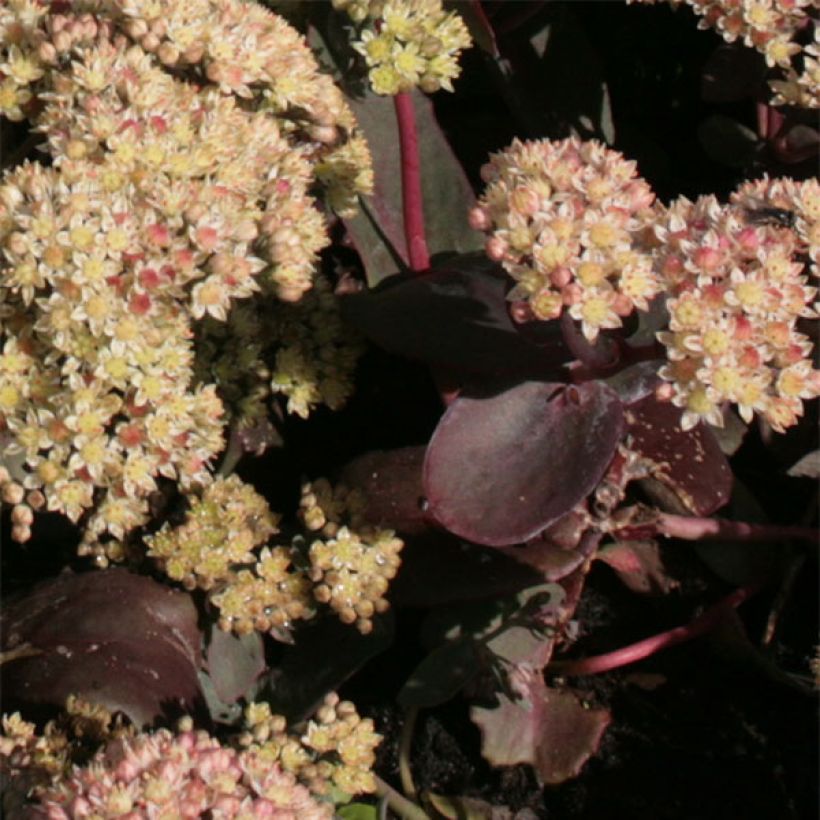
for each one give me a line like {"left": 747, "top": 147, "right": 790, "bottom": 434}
{"left": 390, "top": 533, "right": 544, "bottom": 607}
{"left": 339, "top": 446, "right": 430, "bottom": 535}
{"left": 701, "top": 44, "right": 766, "bottom": 102}
{"left": 1, "top": 570, "right": 203, "bottom": 726}
{"left": 497, "top": 518, "right": 599, "bottom": 582}
{"left": 471, "top": 677, "right": 611, "bottom": 784}
{"left": 626, "top": 393, "right": 732, "bottom": 516}
{"left": 341, "top": 260, "right": 565, "bottom": 377}
{"left": 424, "top": 381, "right": 625, "bottom": 546}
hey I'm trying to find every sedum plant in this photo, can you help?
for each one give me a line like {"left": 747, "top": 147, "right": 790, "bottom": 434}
{"left": 0, "top": 1, "right": 817, "bottom": 818}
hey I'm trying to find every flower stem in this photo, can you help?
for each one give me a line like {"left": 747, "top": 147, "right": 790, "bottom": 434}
{"left": 560, "top": 312, "right": 620, "bottom": 371}
{"left": 549, "top": 584, "right": 757, "bottom": 677}
{"left": 374, "top": 775, "right": 430, "bottom": 820}
{"left": 394, "top": 92, "right": 430, "bottom": 273}
{"left": 398, "top": 705, "right": 419, "bottom": 801}
{"left": 656, "top": 513, "right": 818, "bottom": 545}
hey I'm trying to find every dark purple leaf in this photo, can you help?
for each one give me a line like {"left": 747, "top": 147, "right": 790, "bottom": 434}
{"left": 398, "top": 636, "right": 480, "bottom": 709}
{"left": 626, "top": 393, "right": 732, "bottom": 516}
{"left": 338, "top": 446, "right": 430, "bottom": 535}
{"left": 267, "top": 613, "right": 393, "bottom": 722}
{"left": 596, "top": 540, "right": 679, "bottom": 595}
{"left": 0, "top": 570, "right": 203, "bottom": 726}
{"left": 498, "top": 527, "right": 600, "bottom": 582}
{"left": 701, "top": 44, "right": 766, "bottom": 102}
{"left": 697, "top": 115, "right": 758, "bottom": 167}
{"left": 390, "top": 533, "right": 544, "bottom": 607}
{"left": 471, "top": 678, "right": 611, "bottom": 784}
{"left": 424, "top": 381, "right": 625, "bottom": 546}
{"left": 341, "top": 259, "right": 565, "bottom": 377}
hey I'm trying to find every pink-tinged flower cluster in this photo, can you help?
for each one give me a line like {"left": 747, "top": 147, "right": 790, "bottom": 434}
{"left": 470, "top": 137, "right": 662, "bottom": 341}
{"left": 655, "top": 177, "right": 820, "bottom": 431}
{"left": 0, "top": 1, "right": 373, "bottom": 551}
{"left": 32, "top": 726, "right": 332, "bottom": 819}
{"left": 628, "top": 0, "right": 818, "bottom": 107}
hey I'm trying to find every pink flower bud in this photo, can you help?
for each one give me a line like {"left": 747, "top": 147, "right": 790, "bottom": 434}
{"left": 655, "top": 382, "right": 674, "bottom": 401}
{"left": 485, "top": 235, "right": 507, "bottom": 262}
{"left": 550, "top": 266, "right": 572, "bottom": 288}
{"left": 468, "top": 207, "right": 490, "bottom": 231}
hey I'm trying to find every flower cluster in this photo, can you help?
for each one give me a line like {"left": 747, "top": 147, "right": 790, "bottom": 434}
{"left": 339, "top": 0, "right": 473, "bottom": 95}
{"left": 470, "top": 137, "right": 662, "bottom": 341}
{"left": 300, "top": 479, "right": 403, "bottom": 634}
{"left": 145, "top": 474, "right": 280, "bottom": 591}
{"left": 210, "top": 540, "right": 316, "bottom": 636}
{"left": 0, "top": 1, "right": 373, "bottom": 546}
{"left": 195, "top": 274, "right": 364, "bottom": 427}
{"left": 655, "top": 177, "right": 820, "bottom": 431}
{"left": 0, "top": 697, "right": 132, "bottom": 817}
{"left": 628, "top": 0, "right": 818, "bottom": 107}
{"left": 32, "top": 720, "right": 331, "bottom": 819}
{"left": 241, "top": 694, "right": 381, "bottom": 798}
{"left": 148, "top": 476, "right": 402, "bottom": 637}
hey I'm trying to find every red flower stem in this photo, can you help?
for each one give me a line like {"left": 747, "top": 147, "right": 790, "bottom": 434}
{"left": 394, "top": 92, "right": 430, "bottom": 273}
{"left": 656, "top": 513, "right": 818, "bottom": 545}
{"left": 560, "top": 312, "right": 620, "bottom": 371}
{"left": 549, "top": 584, "right": 757, "bottom": 677}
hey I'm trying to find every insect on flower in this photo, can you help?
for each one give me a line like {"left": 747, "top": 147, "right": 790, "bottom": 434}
{"left": 742, "top": 203, "right": 797, "bottom": 230}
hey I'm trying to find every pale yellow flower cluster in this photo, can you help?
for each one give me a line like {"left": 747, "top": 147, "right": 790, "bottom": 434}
{"left": 154, "top": 476, "right": 401, "bottom": 637}
{"left": 195, "top": 273, "right": 363, "bottom": 426}
{"left": 145, "top": 474, "right": 280, "bottom": 590}
{"left": 629, "top": 0, "right": 818, "bottom": 107}
{"left": 0, "top": 0, "right": 373, "bottom": 547}
{"left": 470, "top": 137, "right": 662, "bottom": 341}
{"left": 655, "top": 178, "right": 820, "bottom": 431}
{"left": 300, "top": 478, "right": 402, "bottom": 635}
{"left": 270, "top": 275, "right": 365, "bottom": 419}
{"left": 340, "top": 0, "right": 473, "bottom": 95}
{"left": 242, "top": 694, "right": 381, "bottom": 797}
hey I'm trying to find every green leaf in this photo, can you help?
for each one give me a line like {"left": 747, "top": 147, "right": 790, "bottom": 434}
{"left": 337, "top": 802, "right": 379, "bottom": 820}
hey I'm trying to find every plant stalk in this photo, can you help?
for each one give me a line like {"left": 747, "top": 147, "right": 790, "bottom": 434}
{"left": 656, "top": 513, "right": 818, "bottom": 545}
{"left": 394, "top": 91, "right": 430, "bottom": 273}
{"left": 549, "top": 584, "right": 757, "bottom": 676}
{"left": 374, "top": 775, "right": 430, "bottom": 820}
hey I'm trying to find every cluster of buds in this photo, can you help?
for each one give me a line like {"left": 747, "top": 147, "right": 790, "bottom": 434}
{"left": 30, "top": 718, "right": 331, "bottom": 818}
{"left": 0, "top": 0, "right": 373, "bottom": 546}
{"left": 144, "top": 474, "right": 280, "bottom": 591}
{"left": 0, "top": 464, "right": 37, "bottom": 543}
{"left": 337, "top": 0, "right": 473, "bottom": 95}
{"left": 470, "top": 137, "right": 662, "bottom": 341}
{"left": 628, "top": 0, "right": 818, "bottom": 107}
{"left": 300, "top": 479, "right": 403, "bottom": 635}
{"left": 209, "top": 542, "right": 315, "bottom": 635}
{"left": 241, "top": 694, "right": 380, "bottom": 798}
{"left": 655, "top": 177, "right": 820, "bottom": 431}
{"left": 153, "top": 477, "right": 402, "bottom": 637}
